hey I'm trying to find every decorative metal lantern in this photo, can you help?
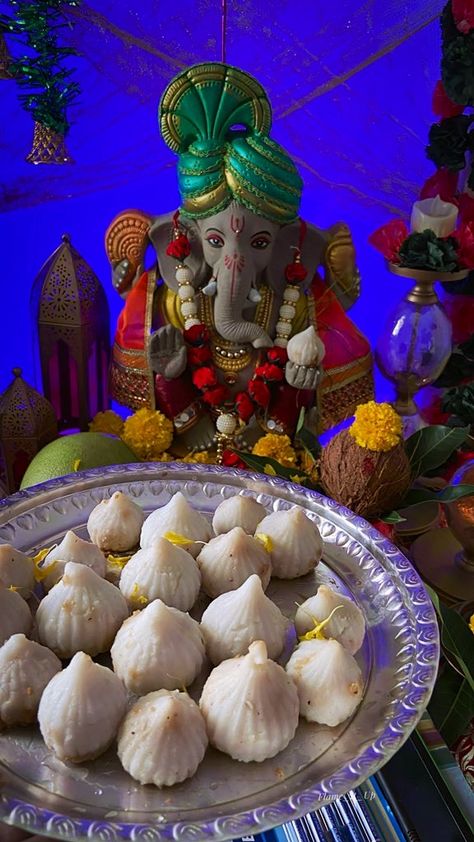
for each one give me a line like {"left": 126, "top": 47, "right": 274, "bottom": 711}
{"left": 32, "top": 234, "right": 110, "bottom": 431}
{"left": 0, "top": 368, "right": 58, "bottom": 495}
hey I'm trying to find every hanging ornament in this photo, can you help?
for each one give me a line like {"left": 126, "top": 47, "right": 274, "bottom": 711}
{"left": 0, "top": 1, "right": 80, "bottom": 164}
{"left": 26, "top": 121, "right": 74, "bottom": 165}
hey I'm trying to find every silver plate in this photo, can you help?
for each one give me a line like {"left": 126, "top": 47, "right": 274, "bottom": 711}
{"left": 0, "top": 463, "right": 439, "bottom": 841}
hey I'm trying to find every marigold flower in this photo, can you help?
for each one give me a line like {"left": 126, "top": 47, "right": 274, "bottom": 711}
{"left": 122, "top": 408, "right": 173, "bottom": 460}
{"left": 181, "top": 451, "right": 215, "bottom": 464}
{"left": 469, "top": 614, "right": 474, "bottom": 635}
{"left": 349, "top": 401, "right": 402, "bottom": 452}
{"left": 89, "top": 410, "right": 124, "bottom": 437}
{"left": 252, "top": 433, "right": 297, "bottom": 467}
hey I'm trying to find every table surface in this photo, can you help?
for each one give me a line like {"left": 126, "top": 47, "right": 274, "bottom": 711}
{"left": 231, "top": 713, "right": 474, "bottom": 841}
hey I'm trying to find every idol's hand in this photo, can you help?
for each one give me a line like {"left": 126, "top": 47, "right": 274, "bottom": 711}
{"left": 180, "top": 415, "right": 216, "bottom": 451}
{"left": 285, "top": 360, "right": 322, "bottom": 391}
{"left": 149, "top": 325, "right": 187, "bottom": 381}
{"left": 112, "top": 258, "right": 134, "bottom": 295}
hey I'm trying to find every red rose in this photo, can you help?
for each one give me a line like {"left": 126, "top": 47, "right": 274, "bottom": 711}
{"left": 368, "top": 220, "right": 409, "bottom": 263}
{"left": 165, "top": 234, "right": 191, "bottom": 261}
{"left": 187, "top": 346, "right": 213, "bottom": 366}
{"left": 255, "top": 363, "right": 285, "bottom": 382}
{"left": 452, "top": 0, "right": 474, "bottom": 33}
{"left": 432, "top": 80, "right": 464, "bottom": 119}
{"left": 202, "top": 385, "right": 229, "bottom": 406}
{"left": 419, "top": 169, "right": 458, "bottom": 203}
{"left": 285, "top": 262, "right": 308, "bottom": 283}
{"left": 183, "top": 324, "right": 209, "bottom": 346}
{"left": 248, "top": 377, "right": 270, "bottom": 407}
{"left": 457, "top": 192, "right": 474, "bottom": 224}
{"left": 235, "top": 391, "right": 255, "bottom": 423}
{"left": 454, "top": 220, "right": 474, "bottom": 269}
{"left": 222, "top": 450, "right": 246, "bottom": 469}
{"left": 192, "top": 366, "right": 217, "bottom": 390}
{"left": 267, "top": 347, "right": 288, "bottom": 365}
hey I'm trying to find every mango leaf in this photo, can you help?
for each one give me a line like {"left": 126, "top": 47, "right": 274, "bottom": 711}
{"left": 296, "top": 407, "right": 306, "bottom": 434}
{"left": 429, "top": 671, "right": 474, "bottom": 746}
{"left": 379, "top": 510, "right": 407, "bottom": 524}
{"left": 398, "top": 483, "right": 474, "bottom": 508}
{"left": 297, "top": 426, "right": 321, "bottom": 462}
{"left": 426, "top": 584, "right": 474, "bottom": 695}
{"left": 234, "top": 451, "right": 311, "bottom": 485}
{"left": 405, "top": 425, "right": 469, "bottom": 479}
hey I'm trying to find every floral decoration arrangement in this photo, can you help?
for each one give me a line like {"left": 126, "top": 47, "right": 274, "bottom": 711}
{"left": 89, "top": 408, "right": 314, "bottom": 477}
{"left": 233, "top": 401, "right": 474, "bottom": 522}
{"left": 425, "top": 2, "right": 474, "bottom": 194}
{"left": 369, "top": 208, "right": 474, "bottom": 273}
{"left": 370, "top": 2, "right": 474, "bottom": 274}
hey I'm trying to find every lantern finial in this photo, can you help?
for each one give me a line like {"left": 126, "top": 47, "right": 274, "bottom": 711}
{"left": 12, "top": 367, "right": 22, "bottom": 378}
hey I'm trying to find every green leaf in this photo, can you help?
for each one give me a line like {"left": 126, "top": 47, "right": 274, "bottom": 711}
{"left": 399, "top": 483, "right": 474, "bottom": 508}
{"left": 297, "top": 426, "right": 321, "bottom": 462}
{"left": 425, "top": 584, "right": 474, "bottom": 695}
{"left": 429, "top": 671, "right": 474, "bottom": 746}
{"left": 234, "top": 451, "right": 311, "bottom": 485}
{"left": 405, "top": 425, "right": 469, "bottom": 478}
{"left": 379, "top": 510, "right": 407, "bottom": 524}
{"left": 296, "top": 407, "right": 306, "bottom": 434}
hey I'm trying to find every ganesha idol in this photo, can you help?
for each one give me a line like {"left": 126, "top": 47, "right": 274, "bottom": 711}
{"left": 106, "top": 63, "right": 373, "bottom": 452}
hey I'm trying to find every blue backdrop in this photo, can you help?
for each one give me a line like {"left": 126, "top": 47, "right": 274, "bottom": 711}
{"left": 0, "top": 1, "right": 445, "bottom": 401}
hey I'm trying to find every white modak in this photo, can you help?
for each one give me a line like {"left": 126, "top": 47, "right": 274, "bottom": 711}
{"left": 200, "top": 574, "right": 288, "bottom": 664}
{"left": 40, "top": 530, "right": 107, "bottom": 591}
{"left": 88, "top": 491, "right": 145, "bottom": 552}
{"left": 200, "top": 640, "right": 300, "bottom": 762}
{"left": 197, "top": 527, "right": 272, "bottom": 597}
{"left": 111, "top": 599, "right": 205, "bottom": 694}
{"left": 119, "top": 537, "right": 201, "bottom": 612}
{"left": 118, "top": 690, "right": 208, "bottom": 787}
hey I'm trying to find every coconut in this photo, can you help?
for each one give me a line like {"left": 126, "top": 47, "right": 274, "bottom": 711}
{"left": 319, "top": 429, "right": 411, "bottom": 518}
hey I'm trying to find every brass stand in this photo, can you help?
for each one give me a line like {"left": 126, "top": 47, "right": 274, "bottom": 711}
{"left": 412, "top": 462, "right": 474, "bottom": 603}
{"left": 412, "top": 528, "right": 474, "bottom": 604}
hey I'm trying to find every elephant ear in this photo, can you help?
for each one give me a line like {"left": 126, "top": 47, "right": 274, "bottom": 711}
{"left": 148, "top": 212, "right": 207, "bottom": 293}
{"left": 263, "top": 220, "right": 328, "bottom": 295}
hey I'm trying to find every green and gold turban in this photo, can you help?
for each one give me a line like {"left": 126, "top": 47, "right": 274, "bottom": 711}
{"left": 159, "top": 63, "right": 302, "bottom": 225}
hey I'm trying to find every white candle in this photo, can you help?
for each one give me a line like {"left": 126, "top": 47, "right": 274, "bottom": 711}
{"left": 410, "top": 195, "right": 458, "bottom": 237}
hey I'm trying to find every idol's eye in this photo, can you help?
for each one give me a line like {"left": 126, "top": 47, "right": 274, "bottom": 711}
{"left": 251, "top": 237, "right": 270, "bottom": 250}
{"left": 206, "top": 235, "right": 224, "bottom": 248}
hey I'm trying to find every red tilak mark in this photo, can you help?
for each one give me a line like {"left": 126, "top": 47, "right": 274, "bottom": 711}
{"left": 230, "top": 214, "right": 245, "bottom": 235}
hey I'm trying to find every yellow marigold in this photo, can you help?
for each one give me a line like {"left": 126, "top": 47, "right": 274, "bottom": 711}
{"left": 470, "top": 614, "right": 474, "bottom": 635}
{"left": 89, "top": 410, "right": 124, "bottom": 437}
{"left": 349, "top": 401, "right": 402, "bottom": 452}
{"left": 298, "top": 449, "right": 319, "bottom": 483}
{"left": 122, "top": 409, "right": 173, "bottom": 460}
{"left": 181, "top": 451, "right": 215, "bottom": 464}
{"left": 252, "top": 434, "right": 297, "bottom": 467}
{"left": 156, "top": 452, "right": 173, "bottom": 462}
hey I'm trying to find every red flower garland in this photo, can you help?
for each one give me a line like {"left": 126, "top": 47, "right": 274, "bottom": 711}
{"left": 182, "top": 325, "right": 288, "bottom": 421}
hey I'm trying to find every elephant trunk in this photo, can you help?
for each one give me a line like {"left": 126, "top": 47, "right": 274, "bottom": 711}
{"left": 213, "top": 263, "right": 272, "bottom": 348}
